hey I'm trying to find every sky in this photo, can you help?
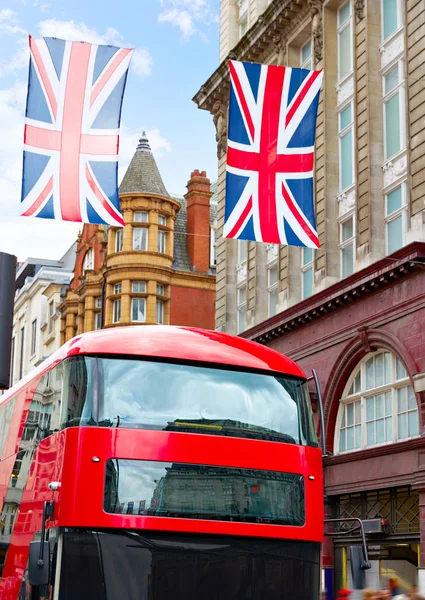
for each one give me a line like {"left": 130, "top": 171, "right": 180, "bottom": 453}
{"left": 0, "top": 0, "right": 219, "bottom": 261}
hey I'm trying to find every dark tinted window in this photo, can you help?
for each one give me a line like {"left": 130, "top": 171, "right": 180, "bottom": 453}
{"left": 59, "top": 530, "right": 320, "bottom": 600}
{"left": 104, "top": 460, "right": 305, "bottom": 526}
{"left": 65, "top": 357, "right": 316, "bottom": 446}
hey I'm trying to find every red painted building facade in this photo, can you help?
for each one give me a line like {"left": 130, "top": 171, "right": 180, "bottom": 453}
{"left": 243, "top": 242, "right": 425, "bottom": 595}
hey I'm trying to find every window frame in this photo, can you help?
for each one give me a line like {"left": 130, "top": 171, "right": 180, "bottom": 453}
{"left": 339, "top": 213, "right": 355, "bottom": 279}
{"left": 132, "top": 281, "right": 146, "bottom": 293}
{"left": 384, "top": 182, "right": 407, "bottom": 255}
{"left": 83, "top": 248, "right": 94, "bottom": 272}
{"left": 131, "top": 297, "right": 146, "bottom": 323}
{"left": 237, "top": 240, "right": 247, "bottom": 264}
{"left": 158, "top": 215, "right": 166, "bottom": 226}
{"left": 134, "top": 211, "right": 148, "bottom": 223}
{"left": 267, "top": 262, "right": 279, "bottom": 318}
{"left": 156, "top": 299, "right": 164, "bottom": 324}
{"left": 338, "top": 101, "right": 355, "bottom": 192}
{"left": 112, "top": 299, "right": 121, "bottom": 324}
{"left": 30, "top": 319, "right": 37, "bottom": 356}
{"left": 158, "top": 230, "right": 166, "bottom": 254}
{"left": 94, "top": 311, "right": 102, "bottom": 330}
{"left": 335, "top": 351, "right": 419, "bottom": 454}
{"left": 382, "top": 61, "right": 406, "bottom": 161}
{"left": 210, "top": 227, "right": 217, "bottom": 267}
{"left": 48, "top": 300, "right": 55, "bottom": 334}
{"left": 381, "top": 0, "right": 403, "bottom": 42}
{"left": 113, "top": 282, "right": 122, "bottom": 295}
{"left": 337, "top": 0, "right": 353, "bottom": 83}
{"left": 133, "top": 227, "right": 148, "bottom": 251}
{"left": 300, "top": 39, "right": 313, "bottom": 70}
{"left": 236, "top": 284, "right": 247, "bottom": 333}
{"left": 301, "top": 247, "right": 314, "bottom": 300}
{"left": 115, "top": 228, "right": 123, "bottom": 253}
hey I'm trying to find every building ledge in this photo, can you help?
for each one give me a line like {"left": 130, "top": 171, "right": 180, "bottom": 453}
{"left": 324, "top": 435, "right": 425, "bottom": 467}
{"left": 242, "top": 242, "right": 425, "bottom": 344}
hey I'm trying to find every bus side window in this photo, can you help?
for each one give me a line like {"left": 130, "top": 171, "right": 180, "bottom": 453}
{"left": 0, "top": 397, "right": 17, "bottom": 460}
{"left": 33, "top": 364, "right": 63, "bottom": 439}
{"left": 61, "top": 357, "right": 95, "bottom": 428}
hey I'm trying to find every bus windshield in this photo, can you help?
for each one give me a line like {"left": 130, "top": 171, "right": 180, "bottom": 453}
{"left": 62, "top": 356, "right": 317, "bottom": 446}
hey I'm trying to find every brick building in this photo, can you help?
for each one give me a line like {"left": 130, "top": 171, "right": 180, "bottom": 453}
{"left": 60, "top": 134, "right": 216, "bottom": 341}
{"left": 194, "top": 0, "right": 425, "bottom": 595}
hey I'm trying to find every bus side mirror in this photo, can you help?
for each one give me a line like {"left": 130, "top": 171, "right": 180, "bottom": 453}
{"left": 28, "top": 541, "right": 50, "bottom": 586}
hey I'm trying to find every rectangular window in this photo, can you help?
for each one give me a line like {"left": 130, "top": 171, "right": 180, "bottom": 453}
{"left": 19, "top": 326, "right": 25, "bottom": 380}
{"left": 104, "top": 459, "right": 305, "bottom": 526}
{"left": 158, "top": 215, "right": 166, "bottom": 226}
{"left": 158, "top": 230, "right": 166, "bottom": 254}
{"left": 397, "top": 386, "right": 419, "bottom": 439}
{"left": 156, "top": 284, "right": 165, "bottom": 296}
{"left": 340, "top": 215, "right": 355, "bottom": 278}
{"left": 210, "top": 228, "right": 217, "bottom": 266}
{"left": 114, "top": 282, "right": 122, "bottom": 295}
{"left": 237, "top": 286, "right": 247, "bottom": 333}
{"left": 48, "top": 300, "right": 55, "bottom": 334}
{"left": 301, "top": 247, "right": 314, "bottom": 299}
{"left": 385, "top": 185, "right": 407, "bottom": 254}
{"left": 383, "top": 63, "right": 405, "bottom": 160}
{"left": 133, "top": 227, "right": 148, "bottom": 251}
{"left": 94, "top": 312, "right": 102, "bottom": 330}
{"left": 131, "top": 298, "right": 146, "bottom": 322}
{"left": 338, "top": 103, "right": 354, "bottom": 191}
{"left": 134, "top": 211, "right": 148, "bottom": 222}
{"left": 115, "top": 229, "right": 123, "bottom": 253}
{"left": 382, "top": 0, "right": 402, "bottom": 41}
{"left": 95, "top": 297, "right": 102, "bottom": 309}
{"left": 112, "top": 299, "right": 121, "bottom": 324}
{"left": 238, "top": 0, "right": 248, "bottom": 39}
{"left": 366, "top": 393, "right": 393, "bottom": 445}
{"left": 300, "top": 39, "right": 312, "bottom": 70}
{"left": 156, "top": 300, "right": 164, "bottom": 324}
{"left": 338, "top": 1, "right": 352, "bottom": 81}
{"left": 267, "top": 263, "right": 279, "bottom": 318}
{"left": 339, "top": 400, "right": 361, "bottom": 452}
{"left": 237, "top": 239, "right": 247, "bottom": 263}
{"left": 132, "top": 281, "right": 146, "bottom": 293}
{"left": 31, "top": 319, "right": 37, "bottom": 356}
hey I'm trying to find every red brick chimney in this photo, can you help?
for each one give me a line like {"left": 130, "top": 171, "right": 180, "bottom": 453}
{"left": 185, "top": 170, "right": 213, "bottom": 273}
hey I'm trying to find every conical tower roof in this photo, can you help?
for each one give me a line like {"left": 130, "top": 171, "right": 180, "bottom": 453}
{"left": 119, "top": 132, "right": 169, "bottom": 197}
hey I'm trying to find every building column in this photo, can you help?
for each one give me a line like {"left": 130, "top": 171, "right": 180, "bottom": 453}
{"left": 418, "top": 489, "right": 425, "bottom": 593}
{"left": 147, "top": 280, "right": 157, "bottom": 324}
{"left": 65, "top": 312, "right": 76, "bottom": 341}
{"left": 84, "top": 295, "right": 94, "bottom": 332}
{"left": 122, "top": 280, "right": 131, "bottom": 323}
{"left": 323, "top": 494, "right": 335, "bottom": 600}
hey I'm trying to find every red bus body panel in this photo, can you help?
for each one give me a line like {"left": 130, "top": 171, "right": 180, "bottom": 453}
{"left": 0, "top": 326, "right": 322, "bottom": 598}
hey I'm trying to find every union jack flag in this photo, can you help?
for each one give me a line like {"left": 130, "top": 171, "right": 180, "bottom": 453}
{"left": 20, "top": 36, "right": 134, "bottom": 226}
{"left": 224, "top": 60, "right": 323, "bottom": 248}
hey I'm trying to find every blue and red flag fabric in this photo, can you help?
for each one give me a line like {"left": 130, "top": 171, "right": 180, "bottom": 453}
{"left": 224, "top": 60, "right": 323, "bottom": 248}
{"left": 20, "top": 36, "right": 133, "bottom": 227}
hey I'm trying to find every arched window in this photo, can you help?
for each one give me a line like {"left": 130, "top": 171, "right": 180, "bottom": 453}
{"left": 335, "top": 350, "right": 419, "bottom": 454}
{"left": 83, "top": 248, "right": 94, "bottom": 272}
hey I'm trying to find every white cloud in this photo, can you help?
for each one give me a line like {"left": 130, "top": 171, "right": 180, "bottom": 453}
{"left": 0, "top": 8, "right": 26, "bottom": 34}
{"left": 131, "top": 48, "right": 153, "bottom": 77}
{"left": 38, "top": 19, "right": 153, "bottom": 77}
{"left": 118, "top": 126, "right": 171, "bottom": 183}
{"left": 158, "top": 0, "right": 218, "bottom": 40}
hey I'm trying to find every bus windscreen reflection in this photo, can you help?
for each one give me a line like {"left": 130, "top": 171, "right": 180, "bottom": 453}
{"left": 104, "top": 459, "right": 305, "bottom": 526}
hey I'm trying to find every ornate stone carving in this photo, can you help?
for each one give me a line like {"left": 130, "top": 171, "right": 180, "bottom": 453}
{"left": 273, "top": 34, "right": 287, "bottom": 66}
{"left": 337, "top": 186, "right": 356, "bottom": 217}
{"left": 336, "top": 76, "right": 354, "bottom": 106}
{"left": 236, "top": 260, "right": 247, "bottom": 284}
{"left": 212, "top": 100, "right": 228, "bottom": 160}
{"left": 354, "top": 0, "right": 365, "bottom": 20}
{"left": 266, "top": 243, "right": 278, "bottom": 264}
{"left": 308, "top": 0, "right": 323, "bottom": 62}
{"left": 380, "top": 30, "right": 404, "bottom": 69}
{"left": 382, "top": 153, "right": 407, "bottom": 188}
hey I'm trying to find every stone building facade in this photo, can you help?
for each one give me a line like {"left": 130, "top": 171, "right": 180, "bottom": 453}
{"left": 60, "top": 135, "right": 216, "bottom": 341}
{"left": 195, "top": 0, "right": 425, "bottom": 595}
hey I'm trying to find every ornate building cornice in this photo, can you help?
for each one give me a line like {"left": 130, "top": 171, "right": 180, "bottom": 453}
{"left": 240, "top": 242, "right": 425, "bottom": 344}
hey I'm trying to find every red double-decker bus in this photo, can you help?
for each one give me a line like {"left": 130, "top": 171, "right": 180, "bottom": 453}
{"left": 0, "top": 326, "right": 323, "bottom": 599}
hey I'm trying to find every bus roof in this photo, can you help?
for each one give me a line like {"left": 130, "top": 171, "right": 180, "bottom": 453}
{"left": 1, "top": 326, "right": 306, "bottom": 403}
{"left": 64, "top": 326, "right": 305, "bottom": 377}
